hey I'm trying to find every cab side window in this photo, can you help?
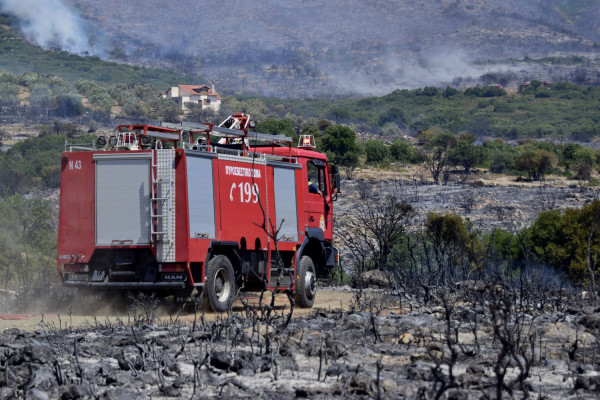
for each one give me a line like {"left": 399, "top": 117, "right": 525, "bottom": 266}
{"left": 307, "top": 161, "right": 327, "bottom": 197}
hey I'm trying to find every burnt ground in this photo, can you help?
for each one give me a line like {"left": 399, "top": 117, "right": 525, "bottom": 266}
{"left": 1, "top": 287, "right": 600, "bottom": 399}
{"left": 336, "top": 176, "right": 599, "bottom": 233}
{"left": 1, "top": 176, "right": 599, "bottom": 399}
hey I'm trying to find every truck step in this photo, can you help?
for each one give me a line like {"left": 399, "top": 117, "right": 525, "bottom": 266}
{"left": 269, "top": 275, "right": 293, "bottom": 287}
{"left": 109, "top": 271, "right": 136, "bottom": 277}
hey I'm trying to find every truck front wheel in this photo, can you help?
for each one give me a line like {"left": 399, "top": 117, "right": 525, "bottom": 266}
{"left": 295, "top": 256, "right": 316, "bottom": 308}
{"left": 205, "top": 255, "right": 236, "bottom": 312}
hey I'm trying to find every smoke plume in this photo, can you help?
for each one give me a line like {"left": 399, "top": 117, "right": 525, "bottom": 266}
{"left": 0, "top": 0, "right": 98, "bottom": 55}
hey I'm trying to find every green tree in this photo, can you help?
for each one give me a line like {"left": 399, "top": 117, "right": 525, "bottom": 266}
{"left": 572, "top": 147, "right": 596, "bottom": 180}
{"left": 152, "top": 97, "right": 179, "bottom": 122}
{"left": 425, "top": 212, "right": 481, "bottom": 281}
{"left": 561, "top": 201, "right": 600, "bottom": 285}
{"left": 0, "top": 82, "right": 20, "bottom": 111}
{"left": 364, "top": 139, "right": 388, "bottom": 164}
{"left": 514, "top": 147, "right": 557, "bottom": 181}
{"left": 419, "top": 129, "right": 457, "bottom": 184}
{"left": 483, "top": 139, "right": 516, "bottom": 173}
{"left": 321, "top": 125, "right": 360, "bottom": 166}
{"left": 390, "top": 139, "right": 417, "bottom": 164}
{"left": 378, "top": 106, "right": 406, "bottom": 126}
{"left": 255, "top": 119, "right": 295, "bottom": 137}
{"left": 484, "top": 228, "right": 520, "bottom": 265}
{"left": 468, "top": 116, "right": 494, "bottom": 138}
{"left": 53, "top": 94, "right": 85, "bottom": 117}
{"left": 5, "top": 195, "right": 55, "bottom": 253}
{"left": 328, "top": 107, "right": 351, "bottom": 121}
{"left": 123, "top": 99, "right": 149, "bottom": 119}
{"left": 29, "top": 84, "right": 52, "bottom": 109}
{"left": 527, "top": 210, "right": 568, "bottom": 269}
{"left": 561, "top": 143, "right": 581, "bottom": 171}
{"left": 449, "top": 134, "right": 483, "bottom": 173}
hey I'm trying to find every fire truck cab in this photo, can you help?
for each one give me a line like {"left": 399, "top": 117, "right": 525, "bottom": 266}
{"left": 57, "top": 114, "right": 340, "bottom": 311}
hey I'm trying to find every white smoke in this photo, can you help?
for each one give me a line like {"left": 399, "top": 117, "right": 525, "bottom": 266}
{"left": 0, "top": 0, "right": 96, "bottom": 55}
{"left": 324, "top": 47, "right": 523, "bottom": 96}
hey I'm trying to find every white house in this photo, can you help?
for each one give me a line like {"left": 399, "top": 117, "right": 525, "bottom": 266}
{"left": 163, "top": 83, "right": 221, "bottom": 113}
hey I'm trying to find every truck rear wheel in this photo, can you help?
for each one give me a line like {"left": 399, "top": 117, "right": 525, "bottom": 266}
{"left": 205, "top": 255, "right": 236, "bottom": 312}
{"left": 295, "top": 256, "right": 316, "bottom": 308}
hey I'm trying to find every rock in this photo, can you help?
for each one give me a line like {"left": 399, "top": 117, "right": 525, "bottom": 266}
{"left": 99, "top": 388, "right": 143, "bottom": 400}
{"left": 398, "top": 314, "right": 435, "bottom": 330}
{"left": 466, "top": 363, "right": 485, "bottom": 375}
{"left": 446, "top": 389, "right": 470, "bottom": 400}
{"left": 236, "top": 367, "right": 255, "bottom": 376}
{"left": 105, "top": 373, "right": 119, "bottom": 385}
{"left": 410, "top": 350, "right": 442, "bottom": 362}
{"left": 407, "top": 361, "right": 434, "bottom": 381}
{"left": 346, "top": 373, "right": 376, "bottom": 396}
{"left": 575, "top": 375, "right": 600, "bottom": 392}
{"left": 210, "top": 351, "right": 231, "bottom": 370}
{"left": 26, "top": 388, "right": 49, "bottom": 400}
{"left": 160, "top": 384, "right": 181, "bottom": 397}
{"left": 357, "top": 270, "right": 396, "bottom": 288}
{"left": 399, "top": 333, "right": 413, "bottom": 344}
{"left": 346, "top": 312, "right": 369, "bottom": 329}
{"left": 161, "top": 354, "right": 180, "bottom": 373}
{"left": 580, "top": 313, "right": 600, "bottom": 330}
{"left": 278, "top": 337, "right": 300, "bottom": 356}
{"left": 172, "top": 377, "right": 185, "bottom": 388}
{"left": 326, "top": 362, "right": 348, "bottom": 377}
{"left": 63, "top": 385, "right": 93, "bottom": 399}
{"left": 139, "top": 371, "right": 159, "bottom": 385}
{"left": 114, "top": 354, "right": 130, "bottom": 371}
{"left": 456, "top": 280, "right": 486, "bottom": 292}
{"left": 233, "top": 352, "right": 260, "bottom": 373}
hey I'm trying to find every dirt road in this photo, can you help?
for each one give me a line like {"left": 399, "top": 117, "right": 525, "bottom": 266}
{"left": 0, "top": 287, "right": 357, "bottom": 332}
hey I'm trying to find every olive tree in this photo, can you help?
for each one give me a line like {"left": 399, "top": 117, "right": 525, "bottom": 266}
{"left": 419, "top": 129, "right": 457, "bottom": 184}
{"left": 514, "top": 147, "right": 557, "bottom": 181}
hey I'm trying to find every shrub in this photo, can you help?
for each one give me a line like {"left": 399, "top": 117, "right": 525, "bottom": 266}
{"left": 364, "top": 139, "right": 388, "bottom": 164}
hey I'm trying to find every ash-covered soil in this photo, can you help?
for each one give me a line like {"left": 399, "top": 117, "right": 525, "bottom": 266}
{"left": 1, "top": 287, "right": 600, "bottom": 399}
{"left": 2, "top": 174, "right": 599, "bottom": 399}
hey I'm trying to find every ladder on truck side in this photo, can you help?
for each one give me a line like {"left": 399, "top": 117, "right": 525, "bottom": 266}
{"left": 150, "top": 148, "right": 176, "bottom": 262}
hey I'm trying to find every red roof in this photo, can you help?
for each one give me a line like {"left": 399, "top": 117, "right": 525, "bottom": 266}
{"left": 177, "top": 84, "right": 221, "bottom": 100}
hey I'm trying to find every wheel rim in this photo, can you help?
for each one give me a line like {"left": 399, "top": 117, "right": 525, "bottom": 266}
{"left": 214, "top": 267, "right": 231, "bottom": 303}
{"left": 304, "top": 269, "right": 316, "bottom": 299}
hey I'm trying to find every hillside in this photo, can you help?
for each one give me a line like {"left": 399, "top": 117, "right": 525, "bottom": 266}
{"left": 57, "top": 0, "right": 600, "bottom": 96}
{"left": 0, "top": 14, "right": 201, "bottom": 88}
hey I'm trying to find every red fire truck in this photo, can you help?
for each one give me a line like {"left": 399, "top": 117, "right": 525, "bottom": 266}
{"left": 57, "top": 114, "right": 340, "bottom": 311}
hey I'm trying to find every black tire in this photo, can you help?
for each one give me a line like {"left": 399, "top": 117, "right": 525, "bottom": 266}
{"left": 204, "top": 255, "right": 236, "bottom": 312}
{"left": 295, "top": 256, "right": 316, "bottom": 308}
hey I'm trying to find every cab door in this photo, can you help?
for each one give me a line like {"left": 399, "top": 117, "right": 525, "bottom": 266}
{"left": 304, "top": 159, "right": 332, "bottom": 238}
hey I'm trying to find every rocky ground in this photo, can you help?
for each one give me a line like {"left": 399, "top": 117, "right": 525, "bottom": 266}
{"left": 1, "top": 286, "right": 600, "bottom": 399}
{"left": 336, "top": 172, "right": 598, "bottom": 232}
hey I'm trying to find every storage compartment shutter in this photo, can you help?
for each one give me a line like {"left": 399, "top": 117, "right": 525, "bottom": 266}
{"left": 96, "top": 156, "right": 151, "bottom": 245}
{"left": 274, "top": 167, "right": 298, "bottom": 241}
{"left": 187, "top": 155, "right": 216, "bottom": 238}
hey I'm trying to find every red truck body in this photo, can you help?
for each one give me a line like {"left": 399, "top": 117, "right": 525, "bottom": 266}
{"left": 57, "top": 116, "right": 339, "bottom": 311}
